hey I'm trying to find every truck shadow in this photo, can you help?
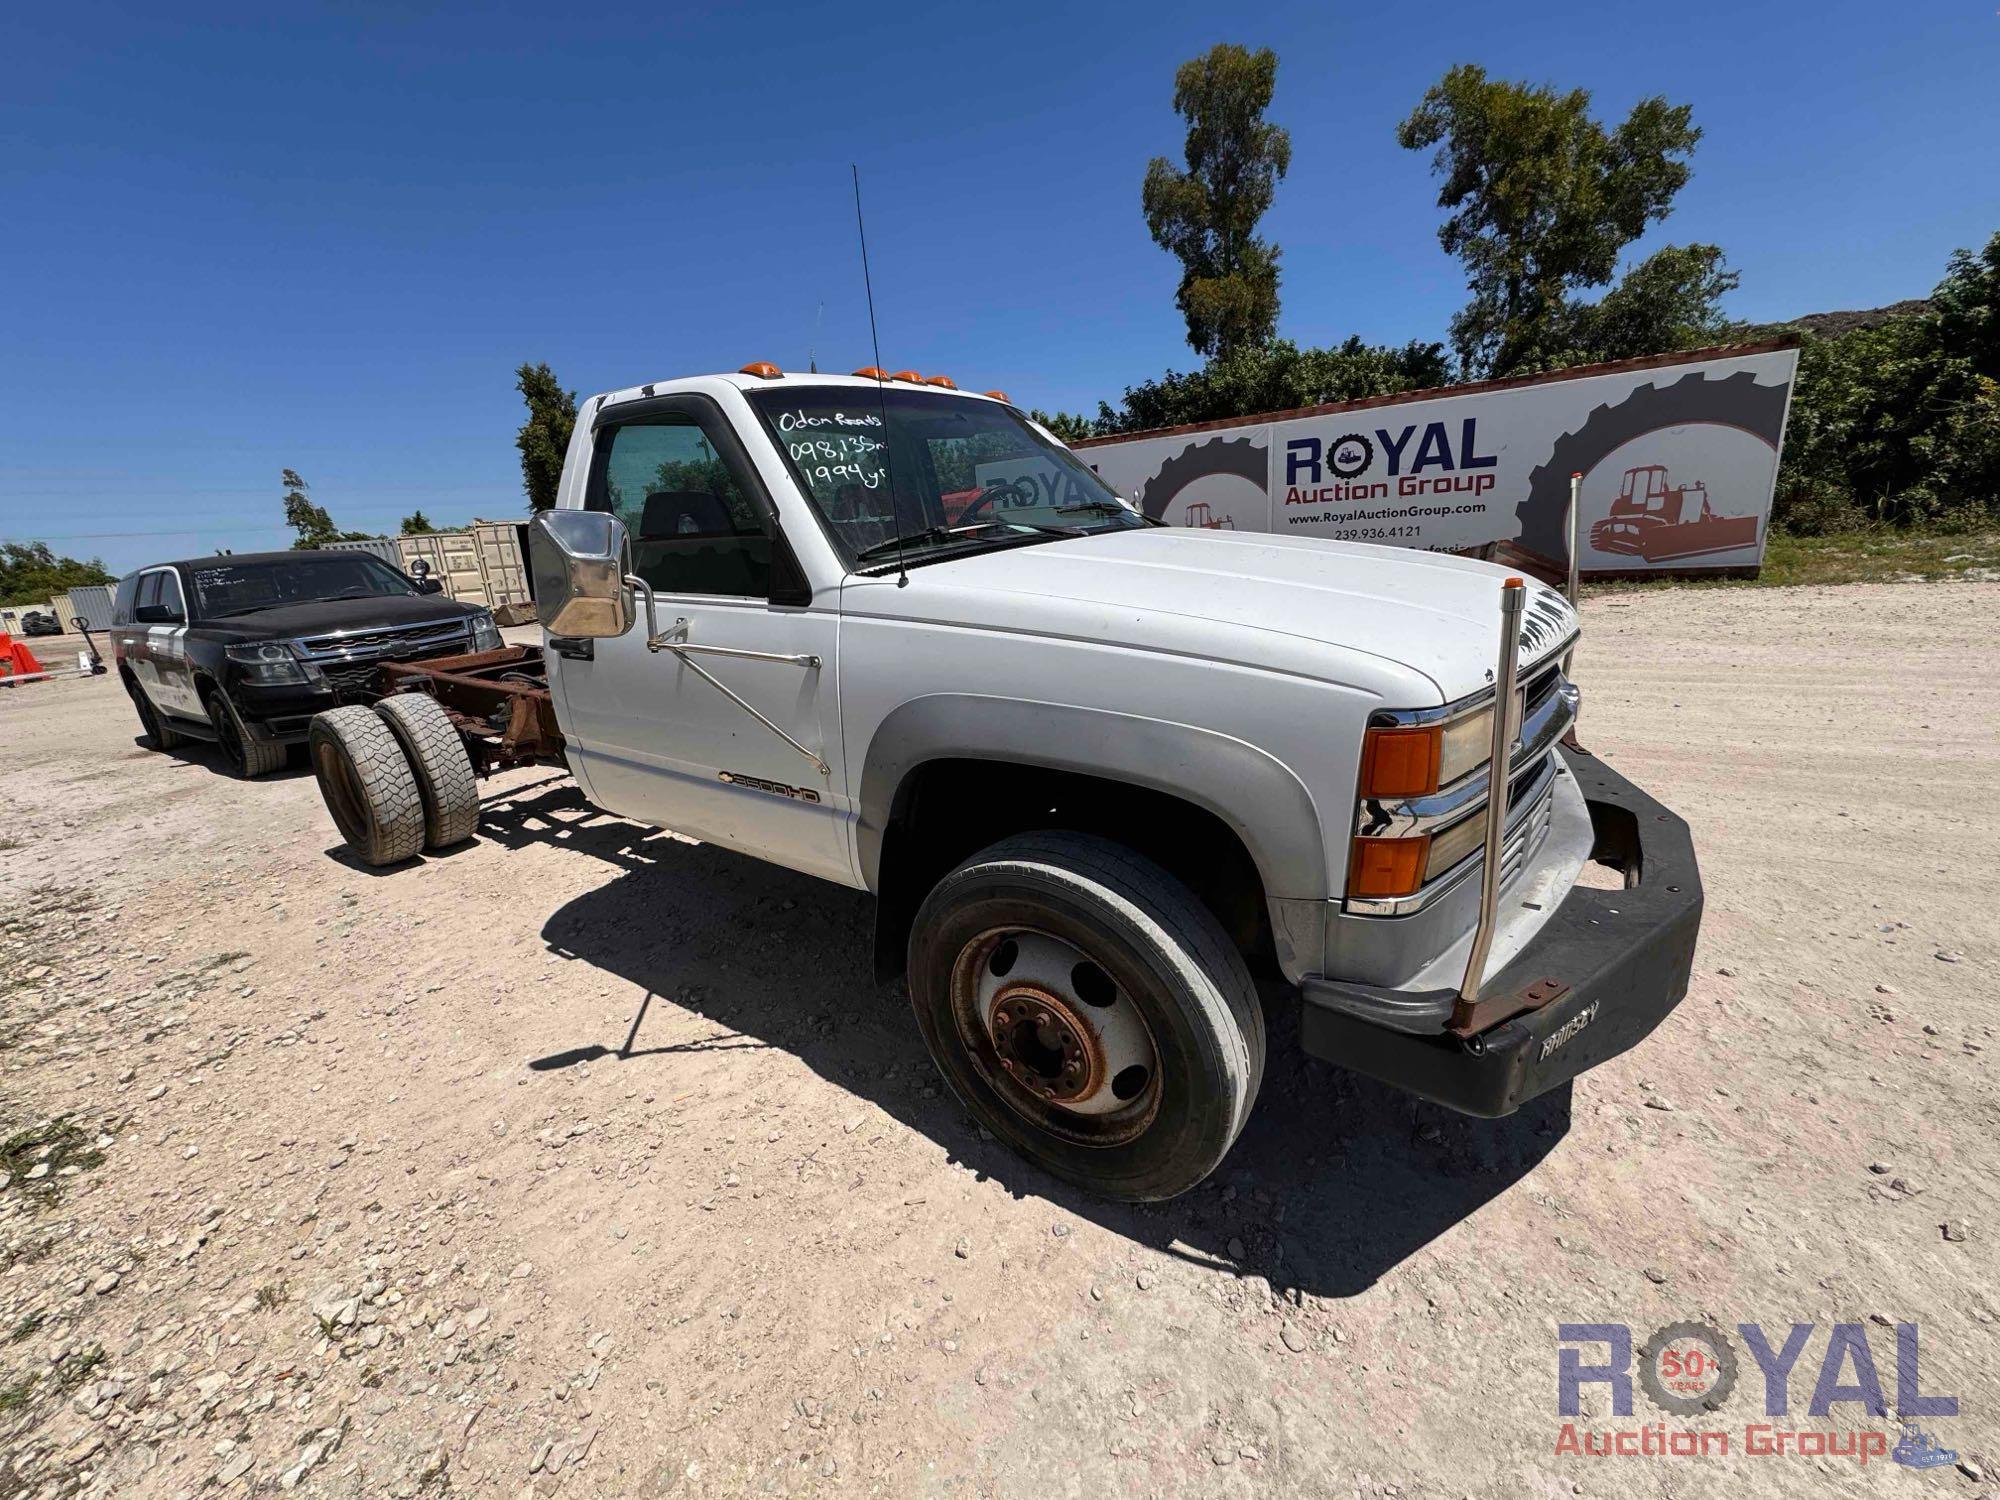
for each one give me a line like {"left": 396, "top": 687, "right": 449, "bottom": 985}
{"left": 489, "top": 782, "right": 1569, "bottom": 1301}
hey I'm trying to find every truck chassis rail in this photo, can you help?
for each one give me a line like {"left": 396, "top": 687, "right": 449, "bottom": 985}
{"left": 376, "top": 644, "right": 565, "bottom": 773}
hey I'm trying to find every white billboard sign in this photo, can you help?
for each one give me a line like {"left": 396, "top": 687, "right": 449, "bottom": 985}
{"left": 1067, "top": 344, "right": 1800, "bottom": 574}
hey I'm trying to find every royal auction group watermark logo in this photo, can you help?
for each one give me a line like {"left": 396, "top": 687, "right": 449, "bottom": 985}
{"left": 1556, "top": 1320, "right": 1962, "bottom": 1469}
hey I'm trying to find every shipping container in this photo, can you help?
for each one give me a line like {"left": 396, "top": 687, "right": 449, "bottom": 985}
{"left": 65, "top": 584, "right": 115, "bottom": 631}
{"left": 470, "top": 520, "right": 530, "bottom": 609}
{"left": 52, "top": 595, "right": 80, "bottom": 633}
{"left": 396, "top": 532, "right": 490, "bottom": 605}
{"left": 323, "top": 537, "right": 405, "bottom": 568}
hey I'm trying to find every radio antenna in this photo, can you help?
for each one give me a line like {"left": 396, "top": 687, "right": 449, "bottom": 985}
{"left": 851, "top": 165, "right": 908, "bottom": 587}
{"left": 808, "top": 298, "right": 823, "bottom": 374}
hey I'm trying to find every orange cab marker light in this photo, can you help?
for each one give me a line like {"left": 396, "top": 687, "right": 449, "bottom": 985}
{"left": 739, "top": 361, "right": 783, "bottom": 379}
{"left": 853, "top": 366, "right": 890, "bottom": 380}
{"left": 983, "top": 390, "right": 1011, "bottom": 403}
{"left": 1350, "top": 836, "right": 1431, "bottom": 900}
{"left": 890, "top": 369, "right": 923, "bottom": 384}
{"left": 1358, "top": 723, "right": 1442, "bottom": 799}
{"left": 924, "top": 374, "right": 957, "bottom": 389}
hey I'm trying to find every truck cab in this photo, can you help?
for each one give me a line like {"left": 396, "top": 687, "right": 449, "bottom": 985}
{"left": 524, "top": 364, "right": 1704, "bottom": 1201}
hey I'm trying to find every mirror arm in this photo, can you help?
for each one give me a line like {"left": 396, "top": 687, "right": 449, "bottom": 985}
{"left": 622, "top": 573, "right": 829, "bottom": 778}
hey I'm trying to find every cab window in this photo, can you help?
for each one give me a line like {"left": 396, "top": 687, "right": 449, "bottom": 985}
{"left": 586, "top": 415, "right": 770, "bottom": 599}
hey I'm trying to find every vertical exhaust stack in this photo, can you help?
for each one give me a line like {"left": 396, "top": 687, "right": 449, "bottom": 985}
{"left": 1452, "top": 576, "right": 1527, "bottom": 1026}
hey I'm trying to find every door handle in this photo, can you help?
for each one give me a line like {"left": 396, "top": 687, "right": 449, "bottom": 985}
{"left": 550, "top": 636, "right": 594, "bottom": 661}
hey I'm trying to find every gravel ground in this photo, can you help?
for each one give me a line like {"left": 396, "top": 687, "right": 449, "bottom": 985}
{"left": 0, "top": 582, "right": 1993, "bottom": 1498}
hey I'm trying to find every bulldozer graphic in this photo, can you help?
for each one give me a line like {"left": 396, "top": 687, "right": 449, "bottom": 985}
{"left": 1181, "top": 501, "right": 1236, "bottom": 530}
{"left": 1589, "top": 464, "right": 1760, "bottom": 562}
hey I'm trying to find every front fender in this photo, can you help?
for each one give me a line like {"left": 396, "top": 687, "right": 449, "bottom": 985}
{"left": 855, "top": 693, "right": 1330, "bottom": 903}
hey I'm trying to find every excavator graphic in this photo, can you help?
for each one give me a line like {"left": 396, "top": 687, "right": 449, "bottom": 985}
{"left": 1182, "top": 501, "right": 1236, "bottom": 530}
{"left": 1589, "top": 464, "right": 1760, "bottom": 562}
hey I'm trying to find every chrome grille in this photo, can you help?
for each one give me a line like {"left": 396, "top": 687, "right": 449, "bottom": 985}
{"left": 297, "top": 619, "right": 471, "bottom": 661}
{"left": 295, "top": 618, "right": 474, "bottom": 700}
{"left": 1499, "top": 778, "right": 1556, "bottom": 887}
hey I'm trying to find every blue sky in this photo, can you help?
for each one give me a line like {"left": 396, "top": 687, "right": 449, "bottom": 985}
{"left": 3, "top": 0, "right": 1995, "bottom": 574}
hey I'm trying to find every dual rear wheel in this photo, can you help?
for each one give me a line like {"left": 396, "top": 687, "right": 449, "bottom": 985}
{"left": 308, "top": 694, "right": 478, "bottom": 866}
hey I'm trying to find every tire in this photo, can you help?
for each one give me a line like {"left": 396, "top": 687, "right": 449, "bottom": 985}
{"left": 907, "top": 831, "right": 1265, "bottom": 1202}
{"left": 205, "top": 684, "right": 287, "bottom": 779}
{"left": 373, "top": 692, "right": 479, "bottom": 850}
{"left": 307, "top": 706, "right": 425, "bottom": 867}
{"left": 125, "top": 675, "right": 184, "bottom": 751}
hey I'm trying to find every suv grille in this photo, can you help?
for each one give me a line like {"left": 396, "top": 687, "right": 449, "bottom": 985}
{"left": 295, "top": 618, "right": 473, "bottom": 699}
{"left": 297, "top": 619, "right": 470, "bottom": 659}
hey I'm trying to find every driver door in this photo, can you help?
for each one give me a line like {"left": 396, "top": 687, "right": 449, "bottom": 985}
{"left": 547, "top": 394, "right": 855, "bottom": 886}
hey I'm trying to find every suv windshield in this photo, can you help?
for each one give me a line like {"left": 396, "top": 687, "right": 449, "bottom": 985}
{"left": 189, "top": 555, "right": 417, "bottom": 619}
{"left": 746, "top": 386, "right": 1142, "bottom": 568}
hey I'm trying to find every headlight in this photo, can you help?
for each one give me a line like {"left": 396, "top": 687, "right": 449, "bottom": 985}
{"left": 469, "top": 612, "right": 502, "bottom": 652}
{"left": 1358, "top": 687, "right": 1524, "bottom": 799}
{"left": 225, "top": 641, "right": 317, "bottom": 685}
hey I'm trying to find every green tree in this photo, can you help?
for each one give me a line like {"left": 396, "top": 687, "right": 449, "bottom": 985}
{"left": 1142, "top": 44, "right": 1292, "bottom": 359}
{"left": 1095, "top": 337, "right": 1449, "bottom": 434}
{"left": 0, "top": 542, "right": 114, "bottom": 606}
{"left": 282, "top": 469, "right": 376, "bottom": 547}
{"left": 1773, "top": 231, "right": 2000, "bottom": 532}
{"left": 1398, "top": 64, "right": 1706, "bottom": 377}
{"left": 283, "top": 469, "right": 340, "bottom": 549}
{"left": 400, "top": 510, "right": 435, "bottom": 536}
{"left": 516, "top": 362, "right": 578, "bottom": 512}
{"left": 1550, "top": 243, "right": 1738, "bottom": 365}
{"left": 1028, "top": 409, "right": 1099, "bottom": 445}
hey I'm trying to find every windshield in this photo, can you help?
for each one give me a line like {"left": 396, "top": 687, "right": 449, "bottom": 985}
{"left": 746, "top": 387, "right": 1142, "bottom": 568}
{"left": 189, "top": 555, "right": 417, "bottom": 618}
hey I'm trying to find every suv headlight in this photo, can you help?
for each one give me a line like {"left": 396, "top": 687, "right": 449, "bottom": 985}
{"left": 225, "top": 641, "right": 320, "bottom": 686}
{"left": 469, "top": 611, "right": 502, "bottom": 652}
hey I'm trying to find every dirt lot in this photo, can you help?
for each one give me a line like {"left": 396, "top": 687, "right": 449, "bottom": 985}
{"left": 1, "top": 583, "right": 1994, "bottom": 1499}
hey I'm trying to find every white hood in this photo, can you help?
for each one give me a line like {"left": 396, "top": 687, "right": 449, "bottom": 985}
{"left": 841, "top": 527, "right": 1576, "bottom": 707}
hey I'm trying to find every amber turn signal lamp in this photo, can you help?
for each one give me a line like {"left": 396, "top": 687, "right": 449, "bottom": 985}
{"left": 853, "top": 366, "right": 889, "bottom": 380}
{"left": 1350, "top": 836, "right": 1431, "bottom": 899}
{"left": 1358, "top": 724, "right": 1442, "bottom": 799}
{"left": 739, "top": 361, "right": 783, "bottom": 379}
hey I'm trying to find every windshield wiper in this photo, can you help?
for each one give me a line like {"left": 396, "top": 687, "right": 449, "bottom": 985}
{"left": 852, "top": 523, "right": 1015, "bottom": 563}
{"left": 1053, "top": 501, "right": 1130, "bottom": 517}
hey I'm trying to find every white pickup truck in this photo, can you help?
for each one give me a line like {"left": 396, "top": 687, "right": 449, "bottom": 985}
{"left": 348, "top": 365, "right": 1704, "bottom": 1201}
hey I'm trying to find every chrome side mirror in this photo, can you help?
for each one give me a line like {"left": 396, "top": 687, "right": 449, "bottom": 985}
{"left": 527, "top": 510, "right": 633, "bottom": 638}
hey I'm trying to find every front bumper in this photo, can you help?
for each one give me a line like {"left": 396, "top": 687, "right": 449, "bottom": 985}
{"left": 1298, "top": 749, "right": 1701, "bottom": 1117}
{"left": 232, "top": 680, "right": 339, "bottom": 742}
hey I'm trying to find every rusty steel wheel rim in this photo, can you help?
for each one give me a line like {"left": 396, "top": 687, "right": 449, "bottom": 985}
{"left": 949, "top": 928, "right": 1162, "bottom": 1147}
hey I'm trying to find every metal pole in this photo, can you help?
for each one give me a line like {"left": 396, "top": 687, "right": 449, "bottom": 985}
{"left": 1457, "top": 577, "right": 1526, "bottom": 1012}
{"left": 0, "top": 665, "right": 102, "bottom": 686}
{"left": 1565, "top": 472, "right": 1582, "bottom": 609}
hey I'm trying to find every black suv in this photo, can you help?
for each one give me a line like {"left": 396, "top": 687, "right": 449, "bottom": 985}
{"left": 109, "top": 550, "right": 500, "bottom": 777}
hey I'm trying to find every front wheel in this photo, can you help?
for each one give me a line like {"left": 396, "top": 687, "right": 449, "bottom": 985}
{"left": 907, "top": 832, "right": 1265, "bottom": 1202}
{"left": 206, "top": 685, "right": 287, "bottom": 779}
{"left": 125, "top": 677, "right": 184, "bottom": 751}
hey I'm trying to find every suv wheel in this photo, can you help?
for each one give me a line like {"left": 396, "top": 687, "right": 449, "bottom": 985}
{"left": 907, "top": 832, "right": 1265, "bottom": 1202}
{"left": 307, "top": 706, "right": 425, "bottom": 866}
{"left": 206, "top": 685, "right": 287, "bottom": 779}
{"left": 125, "top": 676, "right": 184, "bottom": 751}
